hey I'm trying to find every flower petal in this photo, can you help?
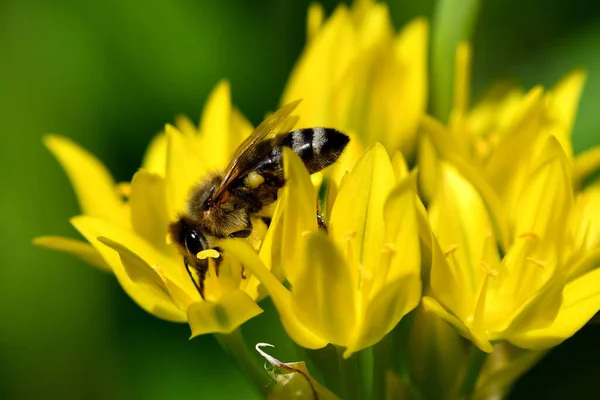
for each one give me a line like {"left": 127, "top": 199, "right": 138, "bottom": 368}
{"left": 165, "top": 125, "right": 208, "bottom": 219}
{"left": 374, "top": 175, "right": 420, "bottom": 292}
{"left": 293, "top": 232, "right": 358, "bottom": 347}
{"left": 187, "top": 290, "right": 263, "bottom": 337}
{"left": 97, "top": 236, "right": 170, "bottom": 295}
{"left": 346, "top": 273, "right": 421, "bottom": 357}
{"left": 422, "top": 296, "right": 493, "bottom": 352}
{"left": 307, "top": 3, "right": 325, "bottom": 43}
{"left": 509, "top": 267, "right": 600, "bottom": 350}
{"left": 277, "top": 148, "right": 318, "bottom": 284}
{"left": 44, "top": 135, "right": 124, "bottom": 222}
{"left": 428, "top": 163, "right": 498, "bottom": 320}
{"left": 220, "top": 239, "right": 328, "bottom": 349}
{"left": 513, "top": 136, "right": 573, "bottom": 247}
{"left": 33, "top": 236, "right": 110, "bottom": 272}
{"left": 369, "top": 18, "right": 428, "bottom": 157}
{"left": 574, "top": 146, "right": 600, "bottom": 190}
{"left": 500, "top": 273, "right": 565, "bottom": 343}
{"left": 545, "top": 69, "right": 586, "bottom": 158}
{"left": 281, "top": 5, "right": 355, "bottom": 127}
{"left": 330, "top": 143, "right": 395, "bottom": 272}
{"left": 142, "top": 132, "right": 167, "bottom": 177}
{"left": 198, "top": 80, "right": 237, "bottom": 170}
{"left": 129, "top": 170, "right": 170, "bottom": 251}
{"left": 72, "top": 216, "right": 191, "bottom": 322}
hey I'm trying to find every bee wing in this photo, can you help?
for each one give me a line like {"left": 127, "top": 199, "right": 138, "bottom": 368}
{"left": 212, "top": 99, "right": 301, "bottom": 202}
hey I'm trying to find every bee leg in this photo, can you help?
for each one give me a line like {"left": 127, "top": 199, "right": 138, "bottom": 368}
{"left": 184, "top": 257, "right": 206, "bottom": 299}
{"left": 317, "top": 213, "right": 328, "bottom": 233}
{"left": 261, "top": 216, "right": 272, "bottom": 228}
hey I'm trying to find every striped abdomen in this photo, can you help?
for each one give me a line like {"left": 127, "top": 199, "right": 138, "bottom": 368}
{"left": 254, "top": 128, "right": 350, "bottom": 175}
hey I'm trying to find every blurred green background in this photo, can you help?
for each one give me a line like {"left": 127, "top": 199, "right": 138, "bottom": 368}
{"left": 1, "top": 0, "right": 599, "bottom": 398}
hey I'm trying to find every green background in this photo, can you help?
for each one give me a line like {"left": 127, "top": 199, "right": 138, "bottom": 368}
{"left": 1, "top": 0, "right": 599, "bottom": 398}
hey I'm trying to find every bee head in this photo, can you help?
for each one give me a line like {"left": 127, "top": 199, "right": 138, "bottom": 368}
{"left": 169, "top": 216, "right": 208, "bottom": 259}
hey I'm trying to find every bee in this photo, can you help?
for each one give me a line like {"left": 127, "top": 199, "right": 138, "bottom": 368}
{"left": 168, "top": 101, "right": 349, "bottom": 298}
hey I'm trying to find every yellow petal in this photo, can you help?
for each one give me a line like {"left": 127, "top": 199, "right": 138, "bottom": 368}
{"left": 281, "top": 5, "right": 354, "bottom": 127}
{"left": 569, "top": 248, "right": 600, "bottom": 281}
{"left": 374, "top": 175, "right": 420, "bottom": 292}
{"left": 44, "top": 135, "right": 124, "bottom": 222}
{"left": 307, "top": 3, "right": 325, "bottom": 43}
{"left": 187, "top": 290, "right": 263, "bottom": 336}
{"left": 572, "top": 181, "right": 600, "bottom": 255}
{"left": 293, "top": 232, "right": 358, "bottom": 347}
{"left": 142, "top": 132, "right": 167, "bottom": 176}
{"left": 483, "top": 87, "right": 546, "bottom": 215}
{"left": 422, "top": 296, "right": 493, "bottom": 352}
{"left": 574, "top": 146, "right": 600, "bottom": 190}
{"left": 546, "top": 69, "right": 586, "bottom": 158}
{"left": 129, "top": 170, "right": 170, "bottom": 251}
{"left": 165, "top": 125, "right": 208, "bottom": 219}
{"left": 330, "top": 143, "right": 395, "bottom": 272}
{"left": 513, "top": 136, "right": 573, "bottom": 246}
{"left": 446, "top": 155, "right": 511, "bottom": 253}
{"left": 420, "top": 115, "right": 510, "bottom": 251}
{"left": 370, "top": 18, "right": 428, "bottom": 158}
{"left": 499, "top": 273, "right": 565, "bottom": 343}
{"left": 390, "top": 151, "right": 409, "bottom": 182}
{"left": 220, "top": 239, "right": 328, "bottom": 349}
{"left": 97, "top": 236, "right": 170, "bottom": 296}
{"left": 174, "top": 114, "right": 198, "bottom": 137}
{"left": 428, "top": 232, "right": 468, "bottom": 319}
{"left": 72, "top": 216, "right": 192, "bottom": 322}
{"left": 277, "top": 148, "right": 318, "bottom": 284}
{"left": 198, "top": 80, "right": 234, "bottom": 170}
{"left": 428, "top": 164, "right": 498, "bottom": 317}
{"left": 508, "top": 267, "right": 600, "bottom": 349}
{"left": 33, "top": 236, "right": 111, "bottom": 272}
{"left": 346, "top": 273, "right": 421, "bottom": 357}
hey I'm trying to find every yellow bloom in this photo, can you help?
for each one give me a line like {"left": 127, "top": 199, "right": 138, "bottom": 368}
{"left": 281, "top": 0, "right": 428, "bottom": 162}
{"left": 36, "top": 81, "right": 270, "bottom": 334}
{"left": 421, "top": 44, "right": 600, "bottom": 352}
{"left": 222, "top": 144, "right": 422, "bottom": 358}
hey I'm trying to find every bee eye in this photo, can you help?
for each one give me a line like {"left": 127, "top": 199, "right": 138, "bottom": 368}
{"left": 184, "top": 229, "right": 205, "bottom": 257}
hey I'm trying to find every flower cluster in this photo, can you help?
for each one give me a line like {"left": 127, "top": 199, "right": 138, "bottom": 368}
{"left": 37, "top": 0, "right": 600, "bottom": 398}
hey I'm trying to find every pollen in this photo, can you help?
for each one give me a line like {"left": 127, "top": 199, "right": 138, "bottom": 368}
{"left": 116, "top": 182, "right": 131, "bottom": 199}
{"left": 381, "top": 242, "right": 397, "bottom": 254}
{"left": 244, "top": 171, "right": 265, "bottom": 189}
{"left": 519, "top": 232, "right": 539, "bottom": 240}
{"left": 197, "top": 249, "right": 220, "bottom": 260}
{"left": 444, "top": 244, "right": 460, "bottom": 257}
{"left": 481, "top": 261, "right": 498, "bottom": 279}
{"left": 342, "top": 231, "right": 357, "bottom": 241}
{"left": 526, "top": 257, "right": 547, "bottom": 269}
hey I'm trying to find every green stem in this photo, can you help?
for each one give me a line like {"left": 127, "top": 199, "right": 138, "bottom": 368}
{"left": 215, "top": 329, "right": 269, "bottom": 396}
{"left": 458, "top": 345, "right": 487, "bottom": 398}
{"left": 371, "top": 335, "right": 391, "bottom": 400}
{"left": 336, "top": 347, "right": 364, "bottom": 400}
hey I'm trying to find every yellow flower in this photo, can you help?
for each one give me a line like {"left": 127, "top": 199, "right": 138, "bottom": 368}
{"left": 420, "top": 44, "right": 600, "bottom": 352}
{"left": 36, "top": 81, "right": 271, "bottom": 335}
{"left": 221, "top": 144, "right": 422, "bottom": 358}
{"left": 281, "top": 0, "right": 428, "bottom": 162}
